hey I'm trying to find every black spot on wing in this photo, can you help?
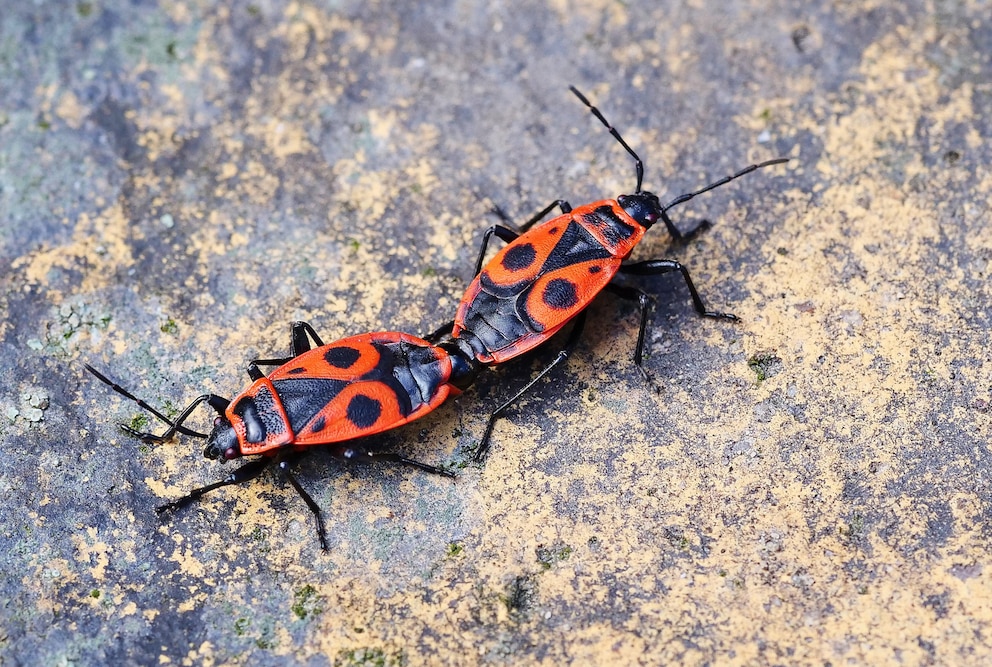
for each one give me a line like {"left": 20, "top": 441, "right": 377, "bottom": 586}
{"left": 347, "top": 394, "right": 382, "bottom": 429}
{"left": 479, "top": 221, "right": 610, "bottom": 299}
{"left": 325, "top": 345, "right": 362, "bottom": 369}
{"left": 502, "top": 243, "right": 537, "bottom": 271}
{"left": 356, "top": 343, "right": 413, "bottom": 417}
{"left": 543, "top": 278, "right": 579, "bottom": 310}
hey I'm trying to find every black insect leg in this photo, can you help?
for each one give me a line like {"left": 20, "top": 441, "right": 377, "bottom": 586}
{"left": 289, "top": 320, "right": 326, "bottom": 352}
{"left": 329, "top": 443, "right": 456, "bottom": 478}
{"left": 156, "top": 456, "right": 272, "bottom": 515}
{"left": 473, "top": 199, "right": 572, "bottom": 276}
{"left": 657, "top": 212, "right": 711, "bottom": 243}
{"left": 659, "top": 158, "right": 790, "bottom": 241}
{"left": 514, "top": 199, "right": 573, "bottom": 232}
{"left": 473, "top": 310, "right": 588, "bottom": 463}
{"left": 472, "top": 224, "right": 520, "bottom": 277}
{"left": 155, "top": 453, "right": 330, "bottom": 550}
{"left": 423, "top": 320, "right": 455, "bottom": 343}
{"left": 604, "top": 283, "right": 682, "bottom": 394}
{"left": 620, "top": 259, "right": 740, "bottom": 322}
{"left": 277, "top": 456, "right": 329, "bottom": 550}
{"left": 603, "top": 283, "right": 652, "bottom": 370}
{"left": 84, "top": 364, "right": 224, "bottom": 440}
{"left": 247, "top": 321, "right": 327, "bottom": 380}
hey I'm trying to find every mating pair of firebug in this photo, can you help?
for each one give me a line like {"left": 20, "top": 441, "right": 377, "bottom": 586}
{"left": 87, "top": 87, "right": 787, "bottom": 549}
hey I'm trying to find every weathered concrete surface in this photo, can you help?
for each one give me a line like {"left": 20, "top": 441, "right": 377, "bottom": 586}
{"left": 1, "top": 1, "right": 989, "bottom": 664}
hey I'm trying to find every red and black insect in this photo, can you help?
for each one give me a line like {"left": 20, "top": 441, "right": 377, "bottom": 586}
{"left": 452, "top": 87, "right": 788, "bottom": 459}
{"left": 86, "top": 321, "right": 483, "bottom": 549}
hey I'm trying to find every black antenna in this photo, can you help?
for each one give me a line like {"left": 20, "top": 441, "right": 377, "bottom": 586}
{"left": 570, "top": 86, "right": 645, "bottom": 193}
{"left": 662, "top": 158, "right": 789, "bottom": 212}
{"left": 84, "top": 364, "right": 210, "bottom": 439}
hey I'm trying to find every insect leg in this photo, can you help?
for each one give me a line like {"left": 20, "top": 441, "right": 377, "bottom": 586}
{"left": 473, "top": 310, "right": 588, "bottom": 463}
{"left": 247, "top": 321, "right": 328, "bottom": 379}
{"left": 514, "top": 199, "right": 573, "bottom": 232}
{"left": 603, "top": 283, "right": 653, "bottom": 369}
{"left": 277, "top": 455, "right": 329, "bottom": 550}
{"left": 473, "top": 199, "right": 572, "bottom": 276}
{"left": 329, "top": 444, "right": 456, "bottom": 478}
{"left": 472, "top": 224, "right": 522, "bottom": 276}
{"left": 289, "top": 320, "right": 325, "bottom": 352}
{"left": 423, "top": 320, "right": 455, "bottom": 343}
{"left": 620, "top": 259, "right": 739, "bottom": 321}
{"left": 155, "top": 456, "right": 272, "bottom": 515}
